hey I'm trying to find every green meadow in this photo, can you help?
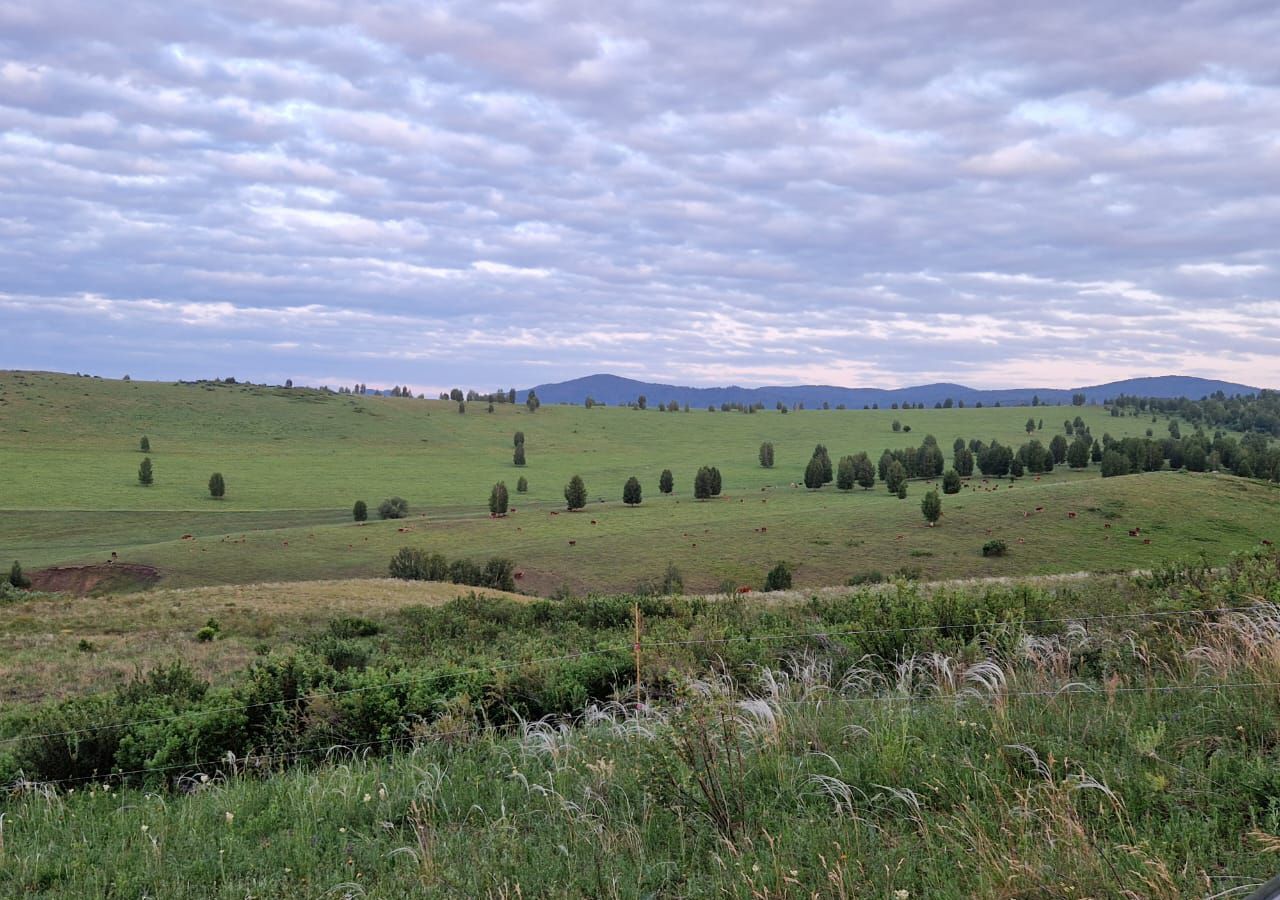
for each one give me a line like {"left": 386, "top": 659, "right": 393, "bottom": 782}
{"left": 1, "top": 370, "right": 1276, "bottom": 594}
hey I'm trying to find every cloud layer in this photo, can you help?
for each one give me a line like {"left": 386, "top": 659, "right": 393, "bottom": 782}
{"left": 2, "top": 1, "right": 1278, "bottom": 391}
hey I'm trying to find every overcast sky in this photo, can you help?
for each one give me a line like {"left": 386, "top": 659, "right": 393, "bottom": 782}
{"left": 2, "top": 1, "right": 1278, "bottom": 393}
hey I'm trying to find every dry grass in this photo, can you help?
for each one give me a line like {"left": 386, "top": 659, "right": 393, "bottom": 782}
{"left": 0, "top": 578, "right": 527, "bottom": 704}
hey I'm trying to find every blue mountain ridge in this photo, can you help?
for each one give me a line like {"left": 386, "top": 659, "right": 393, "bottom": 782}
{"left": 519, "top": 374, "right": 1262, "bottom": 408}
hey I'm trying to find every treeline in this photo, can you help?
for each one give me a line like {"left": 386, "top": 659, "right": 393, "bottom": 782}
{"left": 1107, "top": 389, "right": 1280, "bottom": 437}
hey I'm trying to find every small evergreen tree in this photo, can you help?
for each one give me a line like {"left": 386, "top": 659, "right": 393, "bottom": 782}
{"left": 208, "top": 472, "right": 226, "bottom": 499}
{"left": 489, "top": 481, "right": 509, "bottom": 515}
{"left": 564, "top": 474, "right": 587, "bottom": 510}
{"left": 853, "top": 452, "right": 876, "bottom": 490}
{"left": 138, "top": 457, "right": 153, "bottom": 486}
{"left": 758, "top": 441, "right": 775, "bottom": 468}
{"left": 897, "top": 483, "right": 908, "bottom": 499}
{"left": 812, "top": 444, "right": 833, "bottom": 483}
{"left": 513, "top": 431, "right": 525, "bottom": 447}
{"left": 513, "top": 443, "right": 526, "bottom": 466}
{"left": 516, "top": 476, "right": 528, "bottom": 493}
{"left": 709, "top": 466, "right": 722, "bottom": 496}
{"left": 942, "top": 469, "right": 961, "bottom": 494}
{"left": 1049, "top": 434, "right": 1068, "bottom": 464}
{"left": 623, "top": 476, "right": 642, "bottom": 506}
{"left": 526, "top": 389, "right": 540, "bottom": 412}
{"left": 1067, "top": 438, "right": 1091, "bottom": 468}
{"left": 954, "top": 446, "right": 975, "bottom": 477}
{"left": 836, "top": 455, "right": 855, "bottom": 490}
{"left": 659, "top": 469, "right": 674, "bottom": 494}
{"left": 8, "top": 560, "right": 31, "bottom": 589}
{"left": 804, "top": 455, "right": 825, "bottom": 489}
{"left": 353, "top": 500, "right": 368, "bottom": 522}
{"left": 139, "top": 435, "right": 150, "bottom": 453}
{"left": 763, "top": 561, "right": 793, "bottom": 592}
{"left": 885, "top": 460, "right": 906, "bottom": 494}
{"left": 921, "top": 489, "right": 942, "bottom": 525}
{"left": 1025, "top": 417, "right": 1036, "bottom": 434}
{"left": 693, "top": 466, "right": 712, "bottom": 500}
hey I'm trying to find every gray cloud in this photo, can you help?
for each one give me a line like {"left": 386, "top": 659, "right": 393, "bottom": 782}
{"left": 1, "top": 0, "right": 1278, "bottom": 392}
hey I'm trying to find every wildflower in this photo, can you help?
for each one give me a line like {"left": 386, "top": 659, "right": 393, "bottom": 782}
{"left": 339, "top": 827, "right": 346, "bottom": 833}
{"left": 378, "top": 786, "right": 387, "bottom": 800}
{"left": 225, "top": 811, "right": 235, "bottom": 825}
{"left": 140, "top": 824, "right": 149, "bottom": 833}
{"left": 363, "top": 793, "right": 372, "bottom": 803}
{"left": 894, "top": 891, "right": 910, "bottom": 899}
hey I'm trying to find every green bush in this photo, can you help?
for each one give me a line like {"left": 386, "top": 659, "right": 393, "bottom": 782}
{"left": 378, "top": 496, "right": 409, "bottom": 519}
{"left": 982, "top": 539, "right": 1008, "bottom": 557}
{"left": 327, "top": 616, "right": 381, "bottom": 638}
{"left": 352, "top": 500, "right": 368, "bottom": 522}
{"left": 763, "top": 561, "right": 793, "bottom": 592}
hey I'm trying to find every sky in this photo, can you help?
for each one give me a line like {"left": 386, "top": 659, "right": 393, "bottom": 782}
{"left": 2, "top": 1, "right": 1279, "bottom": 394}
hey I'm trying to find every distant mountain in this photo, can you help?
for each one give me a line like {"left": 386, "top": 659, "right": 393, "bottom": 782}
{"left": 519, "top": 374, "right": 1262, "bottom": 409}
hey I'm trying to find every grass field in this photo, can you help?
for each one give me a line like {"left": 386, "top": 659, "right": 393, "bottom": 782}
{"left": 0, "top": 580, "right": 526, "bottom": 705}
{"left": 2, "top": 371, "right": 1277, "bottom": 593}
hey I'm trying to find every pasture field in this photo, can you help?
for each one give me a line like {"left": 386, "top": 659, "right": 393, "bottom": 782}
{"left": 2, "top": 371, "right": 1275, "bottom": 593}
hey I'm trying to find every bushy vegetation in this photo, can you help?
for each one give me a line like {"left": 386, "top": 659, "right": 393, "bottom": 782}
{"left": 3, "top": 551, "right": 1280, "bottom": 896}
{"left": 378, "top": 496, "right": 409, "bottom": 519}
{"left": 387, "top": 548, "right": 516, "bottom": 592}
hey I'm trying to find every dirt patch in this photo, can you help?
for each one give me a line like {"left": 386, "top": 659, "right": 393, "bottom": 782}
{"left": 30, "top": 563, "right": 161, "bottom": 595}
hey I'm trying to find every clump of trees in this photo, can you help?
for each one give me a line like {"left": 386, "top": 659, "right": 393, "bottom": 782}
{"left": 208, "top": 472, "right": 226, "bottom": 499}
{"left": 378, "top": 496, "right": 409, "bottom": 519}
{"left": 564, "top": 475, "right": 587, "bottom": 510}
{"left": 353, "top": 500, "right": 368, "bottom": 522}
{"left": 694, "top": 466, "right": 723, "bottom": 499}
{"left": 389, "top": 548, "right": 516, "bottom": 591}
{"left": 759, "top": 442, "right": 775, "bottom": 468}
{"left": 623, "top": 476, "right": 642, "bottom": 506}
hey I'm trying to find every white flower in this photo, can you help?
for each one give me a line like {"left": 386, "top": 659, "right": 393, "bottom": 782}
{"left": 225, "top": 811, "right": 234, "bottom": 825}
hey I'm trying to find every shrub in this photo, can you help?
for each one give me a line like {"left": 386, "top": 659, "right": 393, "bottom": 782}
{"left": 896, "top": 483, "right": 908, "bottom": 500}
{"left": 449, "top": 558, "right": 483, "bottom": 586}
{"left": 138, "top": 457, "right": 153, "bottom": 486}
{"left": 389, "top": 547, "right": 427, "bottom": 579}
{"left": 764, "top": 561, "right": 793, "bottom": 592}
{"left": 481, "top": 557, "right": 517, "bottom": 591}
{"left": 513, "top": 443, "right": 526, "bottom": 466}
{"left": 353, "top": 500, "right": 368, "bottom": 522}
{"left": 659, "top": 469, "right": 674, "bottom": 494}
{"left": 516, "top": 476, "right": 528, "bottom": 493}
{"left": 378, "top": 496, "right": 409, "bottom": 519}
{"left": 195, "top": 618, "right": 220, "bottom": 642}
{"left": 846, "top": 571, "right": 885, "bottom": 586}
{"left": 139, "top": 435, "right": 150, "bottom": 452}
{"left": 982, "top": 539, "right": 1008, "bottom": 557}
{"left": 942, "top": 469, "right": 962, "bottom": 494}
{"left": 623, "top": 476, "right": 642, "bottom": 506}
{"left": 327, "top": 616, "right": 381, "bottom": 638}
{"left": 208, "top": 472, "right": 226, "bottom": 499}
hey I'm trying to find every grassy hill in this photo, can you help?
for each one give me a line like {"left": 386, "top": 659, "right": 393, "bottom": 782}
{"left": 1, "top": 370, "right": 1276, "bottom": 593}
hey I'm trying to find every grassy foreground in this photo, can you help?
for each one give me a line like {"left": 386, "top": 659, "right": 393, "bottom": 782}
{"left": 10, "top": 370, "right": 1270, "bottom": 594}
{"left": 2, "top": 551, "right": 1279, "bottom": 896}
